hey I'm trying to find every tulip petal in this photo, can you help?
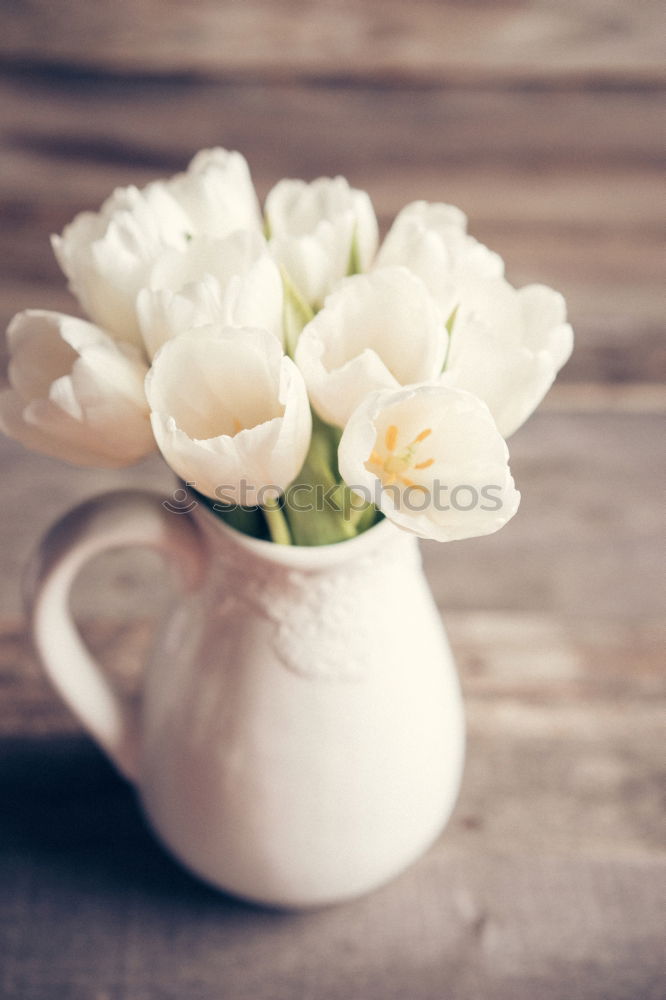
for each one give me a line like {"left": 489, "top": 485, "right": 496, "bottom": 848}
{"left": 266, "top": 176, "right": 379, "bottom": 306}
{"left": 338, "top": 384, "right": 520, "bottom": 542}
{"left": 146, "top": 325, "right": 311, "bottom": 503}
{"left": 518, "top": 284, "right": 574, "bottom": 371}
{"left": 169, "top": 148, "right": 262, "bottom": 237}
{"left": 295, "top": 267, "right": 447, "bottom": 427}
{"left": 52, "top": 149, "right": 261, "bottom": 350}
{"left": 137, "top": 232, "right": 283, "bottom": 358}
{"left": 1, "top": 311, "right": 154, "bottom": 467}
{"left": 441, "top": 275, "right": 574, "bottom": 437}
{"left": 376, "top": 200, "right": 503, "bottom": 317}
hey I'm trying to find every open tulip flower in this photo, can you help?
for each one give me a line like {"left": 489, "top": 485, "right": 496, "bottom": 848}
{"left": 338, "top": 384, "right": 520, "bottom": 542}
{"left": 145, "top": 326, "right": 311, "bottom": 509}
{"left": 2, "top": 148, "right": 573, "bottom": 545}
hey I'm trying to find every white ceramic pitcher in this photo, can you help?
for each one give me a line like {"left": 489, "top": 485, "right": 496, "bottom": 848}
{"left": 28, "top": 490, "right": 465, "bottom": 908}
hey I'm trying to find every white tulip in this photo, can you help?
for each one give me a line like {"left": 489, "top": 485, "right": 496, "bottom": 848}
{"left": 165, "top": 147, "right": 261, "bottom": 239}
{"left": 136, "top": 231, "right": 284, "bottom": 358}
{"left": 376, "top": 200, "right": 504, "bottom": 318}
{"left": 52, "top": 148, "right": 261, "bottom": 349}
{"left": 0, "top": 311, "right": 155, "bottom": 467}
{"left": 145, "top": 326, "right": 312, "bottom": 505}
{"left": 265, "top": 176, "right": 379, "bottom": 307}
{"left": 440, "top": 275, "right": 574, "bottom": 437}
{"left": 338, "top": 383, "right": 520, "bottom": 543}
{"left": 295, "top": 267, "right": 447, "bottom": 428}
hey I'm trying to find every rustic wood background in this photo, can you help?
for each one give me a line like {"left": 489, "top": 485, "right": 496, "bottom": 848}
{"left": 0, "top": 2, "right": 664, "bottom": 999}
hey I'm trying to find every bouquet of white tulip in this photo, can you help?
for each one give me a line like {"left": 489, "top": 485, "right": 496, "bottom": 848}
{"left": 0, "top": 149, "right": 573, "bottom": 546}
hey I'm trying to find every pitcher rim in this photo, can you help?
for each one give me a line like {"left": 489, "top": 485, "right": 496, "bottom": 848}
{"left": 192, "top": 498, "right": 407, "bottom": 569}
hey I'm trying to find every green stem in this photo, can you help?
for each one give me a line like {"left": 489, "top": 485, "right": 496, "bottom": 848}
{"left": 344, "top": 488, "right": 378, "bottom": 531}
{"left": 283, "top": 413, "right": 351, "bottom": 546}
{"left": 353, "top": 503, "right": 381, "bottom": 534}
{"left": 202, "top": 495, "right": 269, "bottom": 540}
{"left": 263, "top": 498, "right": 292, "bottom": 545}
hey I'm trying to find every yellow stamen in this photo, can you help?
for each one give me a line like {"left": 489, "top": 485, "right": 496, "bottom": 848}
{"left": 371, "top": 423, "right": 438, "bottom": 495}
{"left": 385, "top": 425, "right": 398, "bottom": 452}
{"left": 384, "top": 455, "right": 406, "bottom": 474}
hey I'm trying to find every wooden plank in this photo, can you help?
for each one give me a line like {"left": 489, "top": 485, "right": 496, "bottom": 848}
{"left": 0, "top": 0, "right": 663, "bottom": 83}
{"left": 0, "top": 411, "right": 663, "bottom": 621}
{"left": 420, "top": 409, "right": 666, "bottom": 621}
{"left": 2, "top": 77, "right": 663, "bottom": 183}
{"left": 0, "top": 613, "right": 663, "bottom": 999}
{"left": 1, "top": 78, "right": 663, "bottom": 382}
{"left": 1, "top": 609, "right": 663, "bottom": 859}
{"left": 2, "top": 609, "right": 664, "bottom": 861}
{"left": 1, "top": 611, "right": 662, "bottom": 738}
{"left": 1, "top": 5, "right": 663, "bottom": 994}
{"left": 538, "top": 382, "right": 666, "bottom": 414}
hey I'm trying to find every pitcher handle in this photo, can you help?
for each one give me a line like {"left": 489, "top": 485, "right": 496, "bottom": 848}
{"left": 25, "top": 490, "right": 207, "bottom": 782}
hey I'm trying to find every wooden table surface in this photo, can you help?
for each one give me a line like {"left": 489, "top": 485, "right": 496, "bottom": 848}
{"left": 0, "top": 3, "right": 664, "bottom": 998}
